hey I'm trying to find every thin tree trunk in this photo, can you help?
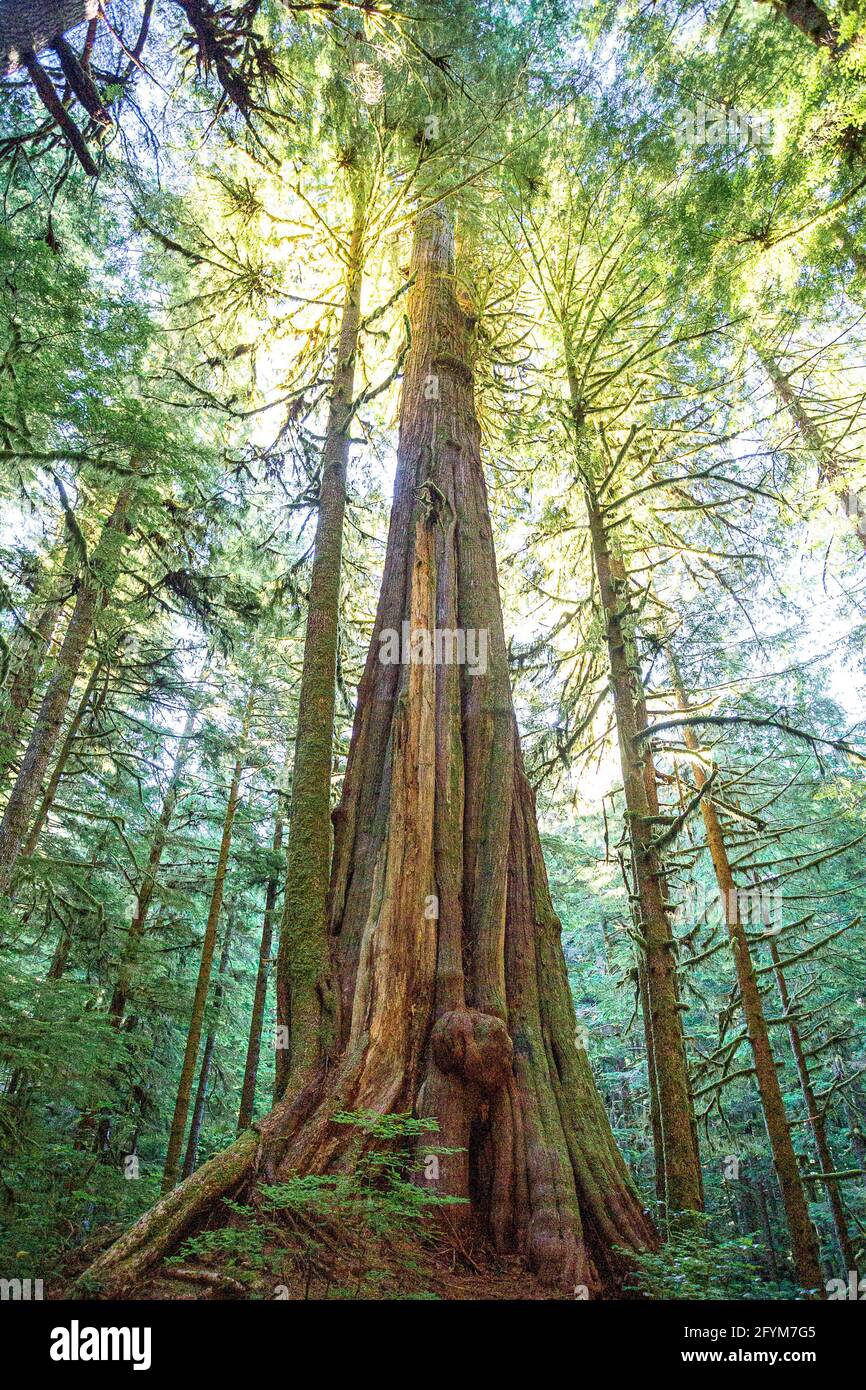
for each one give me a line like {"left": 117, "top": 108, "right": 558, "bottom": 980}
{"left": 754, "top": 1173, "right": 784, "bottom": 1286}
{"left": 161, "top": 688, "right": 254, "bottom": 1193}
{"left": 274, "top": 194, "right": 366, "bottom": 1100}
{"left": 109, "top": 710, "right": 196, "bottom": 1028}
{"left": 669, "top": 651, "right": 824, "bottom": 1293}
{"left": 238, "top": 806, "right": 283, "bottom": 1131}
{"left": 92, "top": 710, "right": 197, "bottom": 1155}
{"left": 759, "top": 350, "right": 866, "bottom": 552}
{"left": 582, "top": 479, "right": 703, "bottom": 1214}
{"left": 770, "top": 939, "right": 855, "bottom": 1271}
{"left": 182, "top": 917, "right": 234, "bottom": 1179}
{"left": 638, "top": 959, "right": 666, "bottom": 1204}
{"left": 0, "top": 548, "right": 72, "bottom": 786}
{"left": 632, "top": 639, "right": 704, "bottom": 1211}
{"left": 0, "top": 479, "right": 136, "bottom": 895}
{"left": 21, "top": 659, "right": 101, "bottom": 856}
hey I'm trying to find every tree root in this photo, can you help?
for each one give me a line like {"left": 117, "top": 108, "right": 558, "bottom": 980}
{"left": 73, "top": 1129, "right": 259, "bottom": 1296}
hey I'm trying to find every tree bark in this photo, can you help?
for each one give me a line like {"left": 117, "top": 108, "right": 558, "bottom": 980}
{"left": 20, "top": 659, "right": 102, "bottom": 856}
{"left": 769, "top": 939, "right": 855, "bottom": 1271}
{"left": 669, "top": 651, "right": 825, "bottom": 1293}
{"left": 182, "top": 916, "right": 234, "bottom": 1179}
{"left": 274, "top": 195, "right": 366, "bottom": 1100}
{"left": 759, "top": 0, "right": 838, "bottom": 50}
{"left": 582, "top": 478, "right": 703, "bottom": 1215}
{"left": 161, "top": 688, "right": 253, "bottom": 1193}
{"left": 81, "top": 206, "right": 655, "bottom": 1298}
{"left": 109, "top": 710, "right": 196, "bottom": 1028}
{"left": 90, "top": 711, "right": 198, "bottom": 1155}
{"left": 238, "top": 806, "right": 283, "bottom": 1131}
{"left": 0, "top": 0, "right": 98, "bottom": 74}
{"left": 0, "top": 479, "right": 137, "bottom": 896}
{"left": 0, "top": 551, "right": 72, "bottom": 787}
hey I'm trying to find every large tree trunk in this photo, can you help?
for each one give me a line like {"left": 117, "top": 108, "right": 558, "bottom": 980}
{"left": 669, "top": 653, "right": 825, "bottom": 1293}
{"left": 161, "top": 690, "right": 253, "bottom": 1192}
{"left": 274, "top": 196, "right": 366, "bottom": 1100}
{"left": 0, "top": 0, "right": 97, "bottom": 73}
{"left": 81, "top": 206, "right": 655, "bottom": 1298}
{"left": 238, "top": 805, "right": 283, "bottom": 1130}
{"left": 582, "top": 478, "right": 703, "bottom": 1215}
{"left": 0, "top": 479, "right": 136, "bottom": 896}
{"left": 757, "top": 0, "right": 838, "bottom": 51}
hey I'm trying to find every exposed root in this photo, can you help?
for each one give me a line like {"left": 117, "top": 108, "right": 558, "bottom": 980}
{"left": 73, "top": 1128, "right": 259, "bottom": 1296}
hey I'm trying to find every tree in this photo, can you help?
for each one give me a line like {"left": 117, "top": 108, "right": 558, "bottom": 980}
{"left": 80, "top": 204, "right": 656, "bottom": 1296}
{"left": 274, "top": 185, "right": 366, "bottom": 1100}
{"left": 161, "top": 684, "right": 255, "bottom": 1192}
{"left": 0, "top": 474, "right": 138, "bottom": 895}
{"left": 668, "top": 648, "right": 824, "bottom": 1292}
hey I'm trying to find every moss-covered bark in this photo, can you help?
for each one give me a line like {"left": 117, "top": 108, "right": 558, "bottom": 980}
{"left": 238, "top": 806, "right": 283, "bottom": 1131}
{"left": 274, "top": 196, "right": 366, "bottom": 1099}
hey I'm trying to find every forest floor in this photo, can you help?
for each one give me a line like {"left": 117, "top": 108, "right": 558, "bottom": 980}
{"left": 136, "top": 1257, "right": 560, "bottom": 1301}
{"left": 60, "top": 1225, "right": 568, "bottom": 1300}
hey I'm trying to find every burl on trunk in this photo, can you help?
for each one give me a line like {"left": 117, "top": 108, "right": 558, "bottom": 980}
{"left": 82, "top": 206, "right": 654, "bottom": 1297}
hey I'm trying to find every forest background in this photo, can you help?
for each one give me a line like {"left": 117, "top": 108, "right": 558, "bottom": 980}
{"left": 1, "top": 0, "right": 866, "bottom": 1302}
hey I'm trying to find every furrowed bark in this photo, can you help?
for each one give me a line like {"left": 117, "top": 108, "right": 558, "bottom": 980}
{"left": 669, "top": 652, "right": 824, "bottom": 1293}
{"left": 0, "top": 479, "right": 137, "bottom": 896}
{"left": 270, "top": 204, "right": 655, "bottom": 1288}
{"left": 0, "top": 0, "right": 98, "bottom": 74}
{"left": 758, "top": 0, "right": 838, "bottom": 50}
{"left": 162, "top": 689, "right": 254, "bottom": 1193}
{"left": 274, "top": 196, "right": 366, "bottom": 1099}
{"left": 81, "top": 205, "right": 655, "bottom": 1297}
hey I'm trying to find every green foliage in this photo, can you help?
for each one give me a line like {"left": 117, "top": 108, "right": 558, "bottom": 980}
{"left": 622, "top": 1215, "right": 799, "bottom": 1302}
{"left": 167, "top": 1114, "right": 462, "bottom": 1297}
